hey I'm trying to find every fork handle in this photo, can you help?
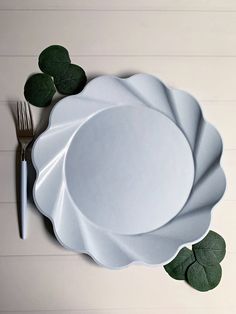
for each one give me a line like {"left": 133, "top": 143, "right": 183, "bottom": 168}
{"left": 20, "top": 160, "right": 27, "bottom": 240}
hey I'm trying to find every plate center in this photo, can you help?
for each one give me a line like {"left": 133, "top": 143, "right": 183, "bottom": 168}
{"left": 65, "top": 105, "right": 194, "bottom": 235}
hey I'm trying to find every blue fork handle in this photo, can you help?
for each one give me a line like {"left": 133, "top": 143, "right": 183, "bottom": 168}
{"left": 21, "top": 160, "right": 27, "bottom": 240}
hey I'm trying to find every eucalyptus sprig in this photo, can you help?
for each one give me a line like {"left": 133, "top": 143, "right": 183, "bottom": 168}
{"left": 164, "top": 230, "right": 226, "bottom": 292}
{"left": 38, "top": 45, "right": 71, "bottom": 77}
{"left": 24, "top": 73, "right": 56, "bottom": 107}
{"left": 24, "top": 45, "right": 87, "bottom": 107}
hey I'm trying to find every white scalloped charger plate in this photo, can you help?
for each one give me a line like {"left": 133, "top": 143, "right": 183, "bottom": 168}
{"left": 32, "top": 74, "right": 226, "bottom": 269}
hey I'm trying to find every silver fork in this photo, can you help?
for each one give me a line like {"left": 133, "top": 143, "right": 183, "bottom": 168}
{"left": 16, "top": 101, "right": 34, "bottom": 239}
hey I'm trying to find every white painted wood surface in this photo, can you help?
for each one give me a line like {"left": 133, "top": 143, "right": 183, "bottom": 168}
{"left": 0, "top": 1, "right": 235, "bottom": 313}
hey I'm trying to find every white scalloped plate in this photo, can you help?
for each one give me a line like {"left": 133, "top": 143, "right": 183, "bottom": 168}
{"left": 32, "top": 74, "right": 226, "bottom": 269}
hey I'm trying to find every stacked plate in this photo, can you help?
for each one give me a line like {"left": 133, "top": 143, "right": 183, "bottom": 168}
{"left": 32, "top": 74, "right": 226, "bottom": 269}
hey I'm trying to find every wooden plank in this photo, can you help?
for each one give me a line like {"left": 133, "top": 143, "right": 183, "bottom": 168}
{"left": 202, "top": 104, "right": 236, "bottom": 150}
{"left": 1, "top": 0, "right": 236, "bottom": 11}
{"left": 0, "top": 203, "right": 75, "bottom": 256}
{"left": 1, "top": 56, "right": 236, "bottom": 102}
{"left": 0, "top": 101, "right": 235, "bottom": 151}
{"left": 0, "top": 309, "right": 235, "bottom": 314}
{"left": 222, "top": 151, "right": 236, "bottom": 202}
{"left": 0, "top": 11, "right": 236, "bottom": 56}
{"left": 0, "top": 253, "right": 234, "bottom": 311}
{"left": 0, "top": 199, "right": 234, "bottom": 256}
{"left": 211, "top": 201, "right": 235, "bottom": 251}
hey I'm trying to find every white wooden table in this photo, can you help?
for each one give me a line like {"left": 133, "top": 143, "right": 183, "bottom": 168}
{"left": 0, "top": 1, "right": 235, "bottom": 313}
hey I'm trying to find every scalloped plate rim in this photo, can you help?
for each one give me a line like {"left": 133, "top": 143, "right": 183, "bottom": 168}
{"left": 31, "top": 73, "right": 226, "bottom": 269}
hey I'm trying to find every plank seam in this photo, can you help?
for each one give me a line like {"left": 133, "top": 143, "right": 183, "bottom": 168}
{"left": 0, "top": 306, "right": 235, "bottom": 312}
{"left": 2, "top": 54, "right": 236, "bottom": 58}
{"left": 1, "top": 9, "right": 236, "bottom": 12}
{"left": 0, "top": 252, "right": 234, "bottom": 258}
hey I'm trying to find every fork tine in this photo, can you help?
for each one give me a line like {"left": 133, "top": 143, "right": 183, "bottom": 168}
{"left": 23, "top": 101, "right": 28, "bottom": 131}
{"left": 20, "top": 101, "right": 24, "bottom": 130}
{"left": 21, "top": 102, "right": 25, "bottom": 129}
{"left": 23, "top": 101, "right": 29, "bottom": 130}
{"left": 26, "top": 101, "right": 33, "bottom": 131}
{"left": 17, "top": 101, "right": 22, "bottom": 130}
{"left": 17, "top": 101, "right": 20, "bottom": 129}
{"left": 21, "top": 101, "right": 26, "bottom": 130}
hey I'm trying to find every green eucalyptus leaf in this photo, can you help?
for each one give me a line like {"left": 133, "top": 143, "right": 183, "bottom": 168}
{"left": 164, "top": 247, "right": 195, "bottom": 280}
{"left": 38, "top": 45, "right": 71, "bottom": 77}
{"left": 54, "top": 64, "right": 87, "bottom": 95}
{"left": 24, "top": 73, "right": 56, "bottom": 107}
{"left": 193, "top": 231, "right": 226, "bottom": 266}
{"left": 187, "top": 261, "right": 222, "bottom": 291}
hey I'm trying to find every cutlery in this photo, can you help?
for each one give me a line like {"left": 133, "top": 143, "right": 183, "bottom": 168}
{"left": 16, "top": 101, "right": 34, "bottom": 239}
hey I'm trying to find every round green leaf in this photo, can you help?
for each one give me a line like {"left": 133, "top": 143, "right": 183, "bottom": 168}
{"left": 164, "top": 247, "right": 195, "bottom": 280}
{"left": 38, "top": 45, "right": 71, "bottom": 77}
{"left": 187, "top": 261, "right": 222, "bottom": 291}
{"left": 193, "top": 231, "right": 226, "bottom": 266}
{"left": 54, "top": 64, "right": 87, "bottom": 95}
{"left": 24, "top": 73, "right": 56, "bottom": 107}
